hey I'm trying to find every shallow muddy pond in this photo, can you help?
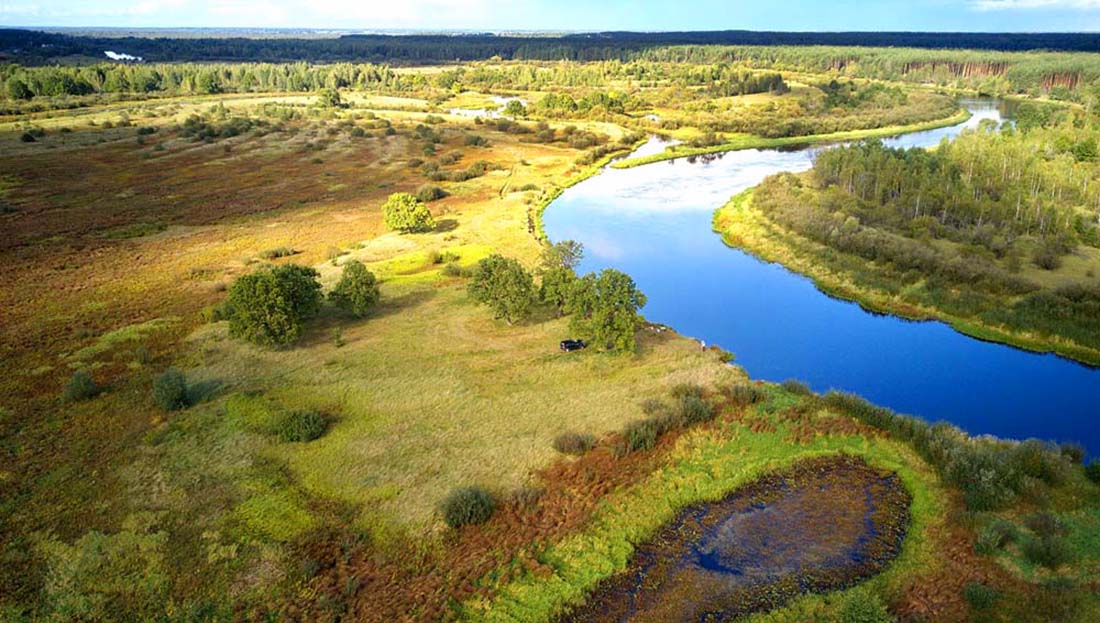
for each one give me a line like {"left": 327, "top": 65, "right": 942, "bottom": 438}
{"left": 543, "top": 100, "right": 1100, "bottom": 455}
{"left": 561, "top": 456, "right": 910, "bottom": 622}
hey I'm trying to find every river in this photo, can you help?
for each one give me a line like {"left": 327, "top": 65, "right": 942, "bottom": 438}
{"left": 542, "top": 100, "right": 1100, "bottom": 454}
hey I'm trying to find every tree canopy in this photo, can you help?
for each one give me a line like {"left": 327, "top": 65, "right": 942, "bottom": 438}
{"left": 467, "top": 254, "right": 535, "bottom": 324}
{"left": 329, "top": 260, "right": 381, "bottom": 317}
{"left": 567, "top": 269, "right": 647, "bottom": 353}
{"left": 382, "top": 192, "right": 436, "bottom": 234}
{"left": 226, "top": 264, "right": 323, "bottom": 346}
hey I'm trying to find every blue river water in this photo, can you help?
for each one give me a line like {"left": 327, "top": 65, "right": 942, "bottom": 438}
{"left": 543, "top": 101, "right": 1100, "bottom": 454}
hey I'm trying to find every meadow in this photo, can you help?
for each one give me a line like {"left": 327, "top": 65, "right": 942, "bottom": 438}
{"left": 1, "top": 53, "right": 1099, "bottom": 622}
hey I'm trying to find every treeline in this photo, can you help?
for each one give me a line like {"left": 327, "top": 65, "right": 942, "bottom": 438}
{"left": 5, "top": 28, "right": 1100, "bottom": 98}
{"left": 1, "top": 62, "right": 400, "bottom": 99}
{"left": 5, "top": 29, "right": 1100, "bottom": 67}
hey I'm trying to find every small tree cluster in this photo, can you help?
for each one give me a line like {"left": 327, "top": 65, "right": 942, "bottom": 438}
{"left": 468, "top": 254, "right": 535, "bottom": 324}
{"left": 329, "top": 260, "right": 380, "bottom": 317}
{"left": 382, "top": 192, "right": 435, "bottom": 233}
{"left": 226, "top": 264, "right": 323, "bottom": 347}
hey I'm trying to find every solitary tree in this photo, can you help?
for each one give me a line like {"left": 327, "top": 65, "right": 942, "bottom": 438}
{"left": 567, "top": 269, "right": 647, "bottom": 353}
{"left": 382, "top": 192, "right": 436, "bottom": 233}
{"left": 468, "top": 254, "right": 535, "bottom": 324}
{"left": 329, "top": 260, "right": 381, "bottom": 317}
{"left": 226, "top": 264, "right": 323, "bottom": 347}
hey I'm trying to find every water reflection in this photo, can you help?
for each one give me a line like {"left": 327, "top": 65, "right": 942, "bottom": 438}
{"left": 543, "top": 100, "right": 1100, "bottom": 453}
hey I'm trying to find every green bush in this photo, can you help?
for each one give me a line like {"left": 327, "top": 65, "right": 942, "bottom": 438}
{"left": 442, "top": 262, "right": 471, "bottom": 278}
{"left": 382, "top": 192, "right": 435, "bottom": 233}
{"left": 623, "top": 419, "right": 660, "bottom": 453}
{"left": 416, "top": 184, "right": 447, "bottom": 203}
{"left": 227, "top": 264, "right": 323, "bottom": 347}
{"left": 1025, "top": 512, "right": 1068, "bottom": 539}
{"left": 975, "top": 519, "right": 1017, "bottom": 554}
{"left": 669, "top": 383, "right": 704, "bottom": 400}
{"left": 1086, "top": 460, "right": 1100, "bottom": 484}
{"left": 440, "top": 486, "right": 496, "bottom": 528}
{"left": 678, "top": 394, "right": 715, "bottom": 425}
{"left": 152, "top": 368, "right": 189, "bottom": 412}
{"left": 259, "top": 246, "right": 296, "bottom": 260}
{"left": 963, "top": 582, "right": 1000, "bottom": 610}
{"left": 729, "top": 383, "right": 764, "bottom": 406}
{"left": 1022, "top": 535, "right": 1074, "bottom": 569}
{"left": 780, "top": 379, "right": 813, "bottom": 395}
{"left": 275, "top": 410, "right": 328, "bottom": 443}
{"left": 838, "top": 591, "right": 893, "bottom": 623}
{"left": 63, "top": 370, "right": 99, "bottom": 402}
{"left": 552, "top": 431, "right": 596, "bottom": 455}
{"left": 329, "top": 260, "right": 380, "bottom": 318}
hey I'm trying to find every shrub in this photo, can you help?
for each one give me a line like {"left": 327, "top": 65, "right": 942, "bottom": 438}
{"left": 1025, "top": 512, "right": 1068, "bottom": 539}
{"left": 276, "top": 410, "right": 328, "bottom": 443}
{"left": 442, "top": 262, "right": 471, "bottom": 278}
{"left": 19, "top": 132, "right": 35, "bottom": 143}
{"left": 623, "top": 419, "right": 660, "bottom": 452}
{"left": 1022, "top": 535, "right": 1074, "bottom": 569}
{"left": 416, "top": 184, "right": 447, "bottom": 202}
{"left": 63, "top": 370, "right": 99, "bottom": 402}
{"left": 133, "top": 346, "right": 152, "bottom": 365}
{"left": 552, "top": 432, "right": 596, "bottom": 455}
{"left": 152, "top": 368, "right": 189, "bottom": 412}
{"left": 259, "top": 246, "right": 296, "bottom": 260}
{"left": 381, "top": 192, "right": 435, "bottom": 233}
{"left": 975, "top": 519, "right": 1018, "bottom": 554}
{"left": 441, "top": 486, "right": 495, "bottom": 528}
{"left": 669, "top": 383, "right": 704, "bottom": 400}
{"left": 640, "top": 398, "right": 671, "bottom": 417}
{"left": 781, "top": 379, "right": 813, "bottom": 395}
{"left": 467, "top": 254, "right": 535, "bottom": 324}
{"left": 1059, "top": 442, "right": 1086, "bottom": 464}
{"left": 227, "top": 264, "right": 323, "bottom": 347}
{"left": 838, "top": 591, "right": 892, "bottom": 623}
{"left": 729, "top": 383, "right": 763, "bottom": 406}
{"left": 329, "top": 260, "right": 380, "bottom": 318}
{"left": 963, "top": 582, "right": 1000, "bottom": 610}
{"left": 678, "top": 394, "right": 715, "bottom": 425}
{"left": 1086, "top": 460, "right": 1100, "bottom": 484}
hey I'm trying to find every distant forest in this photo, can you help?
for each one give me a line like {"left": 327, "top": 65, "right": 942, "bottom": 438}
{"left": 3, "top": 29, "right": 1100, "bottom": 66}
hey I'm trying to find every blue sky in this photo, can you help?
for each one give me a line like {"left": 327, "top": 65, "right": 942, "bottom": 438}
{"left": 2, "top": 0, "right": 1100, "bottom": 31}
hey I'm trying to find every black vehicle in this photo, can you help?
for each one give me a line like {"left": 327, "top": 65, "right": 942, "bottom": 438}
{"left": 559, "top": 339, "right": 586, "bottom": 352}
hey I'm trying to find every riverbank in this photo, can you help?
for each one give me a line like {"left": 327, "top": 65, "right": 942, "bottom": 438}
{"left": 713, "top": 190, "right": 1100, "bottom": 366}
{"left": 611, "top": 108, "right": 972, "bottom": 169}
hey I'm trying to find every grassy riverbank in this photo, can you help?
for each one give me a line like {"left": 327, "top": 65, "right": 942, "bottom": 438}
{"left": 612, "top": 108, "right": 972, "bottom": 169}
{"left": 714, "top": 188, "right": 1100, "bottom": 367}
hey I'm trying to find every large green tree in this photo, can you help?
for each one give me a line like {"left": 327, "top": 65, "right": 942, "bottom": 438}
{"left": 329, "top": 260, "right": 380, "bottom": 317}
{"left": 567, "top": 269, "right": 647, "bottom": 353}
{"left": 468, "top": 254, "right": 535, "bottom": 324}
{"left": 226, "top": 264, "right": 323, "bottom": 346}
{"left": 382, "top": 192, "right": 436, "bottom": 233}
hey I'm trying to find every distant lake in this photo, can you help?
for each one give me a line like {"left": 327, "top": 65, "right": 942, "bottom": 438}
{"left": 544, "top": 100, "right": 1100, "bottom": 455}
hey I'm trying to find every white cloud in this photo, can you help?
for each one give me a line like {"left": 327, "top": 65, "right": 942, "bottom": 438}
{"left": 972, "top": 0, "right": 1100, "bottom": 10}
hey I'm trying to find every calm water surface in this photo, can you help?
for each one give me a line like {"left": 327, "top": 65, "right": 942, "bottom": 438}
{"left": 543, "top": 101, "right": 1100, "bottom": 453}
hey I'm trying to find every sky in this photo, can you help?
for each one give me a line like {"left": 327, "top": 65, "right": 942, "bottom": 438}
{"left": 2, "top": 0, "right": 1100, "bottom": 32}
